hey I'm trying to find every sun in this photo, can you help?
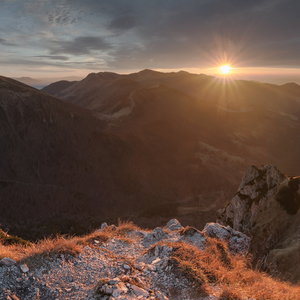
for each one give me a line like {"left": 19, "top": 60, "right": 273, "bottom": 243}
{"left": 220, "top": 65, "right": 231, "bottom": 74}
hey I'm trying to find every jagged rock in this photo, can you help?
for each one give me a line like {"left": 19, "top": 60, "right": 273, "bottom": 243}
{"left": 164, "top": 219, "right": 183, "bottom": 231}
{"left": 179, "top": 226, "right": 206, "bottom": 249}
{"left": 101, "top": 222, "right": 108, "bottom": 230}
{"left": 112, "top": 282, "right": 128, "bottom": 297}
{"left": 218, "top": 165, "right": 288, "bottom": 232}
{"left": 93, "top": 222, "right": 108, "bottom": 234}
{"left": 202, "top": 223, "right": 250, "bottom": 255}
{"left": 134, "top": 262, "right": 145, "bottom": 271}
{"left": 0, "top": 218, "right": 266, "bottom": 299}
{"left": 0, "top": 257, "right": 16, "bottom": 266}
{"left": 142, "top": 227, "right": 167, "bottom": 246}
{"left": 142, "top": 244, "right": 173, "bottom": 264}
{"left": 129, "top": 229, "right": 147, "bottom": 238}
{"left": 110, "top": 225, "right": 117, "bottom": 231}
{"left": 20, "top": 264, "right": 29, "bottom": 273}
{"left": 108, "top": 277, "right": 121, "bottom": 285}
{"left": 155, "top": 290, "right": 169, "bottom": 300}
{"left": 218, "top": 164, "right": 300, "bottom": 283}
{"left": 123, "top": 264, "right": 131, "bottom": 270}
{"left": 131, "top": 285, "right": 149, "bottom": 297}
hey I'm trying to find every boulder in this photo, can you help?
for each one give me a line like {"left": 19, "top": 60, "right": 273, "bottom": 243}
{"left": 0, "top": 257, "right": 16, "bottom": 266}
{"left": 179, "top": 226, "right": 206, "bottom": 249}
{"left": 142, "top": 227, "right": 167, "bottom": 247}
{"left": 202, "top": 223, "right": 250, "bottom": 255}
{"left": 164, "top": 219, "right": 183, "bottom": 231}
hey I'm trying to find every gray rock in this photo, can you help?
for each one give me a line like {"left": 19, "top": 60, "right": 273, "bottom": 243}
{"left": 108, "top": 277, "right": 121, "bottom": 285}
{"left": 20, "top": 264, "right": 29, "bottom": 273}
{"left": 134, "top": 262, "right": 145, "bottom": 271}
{"left": 131, "top": 285, "right": 149, "bottom": 297}
{"left": 164, "top": 219, "right": 183, "bottom": 231}
{"left": 0, "top": 257, "right": 16, "bottom": 266}
{"left": 179, "top": 227, "right": 206, "bottom": 249}
{"left": 203, "top": 223, "right": 250, "bottom": 255}
{"left": 218, "top": 165, "right": 288, "bottom": 232}
{"left": 142, "top": 228, "right": 167, "bottom": 246}
{"left": 123, "top": 264, "right": 131, "bottom": 270}
{"left": 101, "top": 222, "right": 108, "bottom": 230}
{"left": 155, "top": 290, "right": 169, "bottom": 300}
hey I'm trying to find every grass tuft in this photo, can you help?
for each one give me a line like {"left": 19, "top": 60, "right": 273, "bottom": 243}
{"left": 166, "top": 238, "right": 300, "bottom": 299}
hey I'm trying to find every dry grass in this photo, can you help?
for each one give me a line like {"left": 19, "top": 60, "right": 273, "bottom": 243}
{"left": 0, "top": 220, "right": 139, "bottom": 263}
{"left": 115, "top": 219, "right": 141, "bottom": 236}
{"left": 2, "top": 222, "right": 300, "bottom": 300}
{"left": 167, "top": 238, "right": 300, "bottom": 300}
{"left": 0, "top": 235, "right": 82, "bottom": 263}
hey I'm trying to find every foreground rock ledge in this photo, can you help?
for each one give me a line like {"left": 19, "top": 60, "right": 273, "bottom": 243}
{"left": 0, "top": 219, "right": 250, "bottom": 300}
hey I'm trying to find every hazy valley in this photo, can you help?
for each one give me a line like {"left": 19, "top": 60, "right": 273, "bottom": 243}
{"left": 1, "top": 71, "right": 300, "bottom": 240}
{"left": 1, "top": 70, "right": 300, "bottom": 299}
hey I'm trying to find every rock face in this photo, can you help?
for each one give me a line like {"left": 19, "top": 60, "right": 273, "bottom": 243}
{"left": 218, "top": 164, "right": 300, "bottom": 283}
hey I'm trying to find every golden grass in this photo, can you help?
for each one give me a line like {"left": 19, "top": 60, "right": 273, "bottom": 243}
{"left": 0, "top": 235, "right": 83, "bottom": 262}
{"left": 0, "top": 220, "right": 139, "bottom": 263}
{"left": 1, "top": 222, "right": 300, "bottom": 300}
{"left": 115, "top": 219, "right": 141, "bottom": 236}
{"left": 167, "top": 238, "right": 300, "bottom": 300}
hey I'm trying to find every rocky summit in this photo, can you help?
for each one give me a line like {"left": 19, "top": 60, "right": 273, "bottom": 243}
{"left": 0, "top": 219, "right": 252, "bottom": 300}
{"left": 218, "top": 164, "right": 300, "bottom": 283}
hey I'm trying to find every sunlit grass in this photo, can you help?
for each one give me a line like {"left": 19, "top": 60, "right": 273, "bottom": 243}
{"left": 167, "top": 238, "right": 300, "bottom": 300}
{"left": 1, "top": 223, "right": 300, "bottom": 299}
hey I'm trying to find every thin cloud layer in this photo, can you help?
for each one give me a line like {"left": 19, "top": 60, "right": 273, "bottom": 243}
{"left": 1, "top": 0, "right": 299, "bottom": 81}
{"left": 49, "top": 36, "right": 113, "bottom": 55}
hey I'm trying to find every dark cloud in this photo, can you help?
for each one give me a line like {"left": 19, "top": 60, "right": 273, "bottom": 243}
{"left": 33, "top": 55, "right": 70, "bottom": 61}
{"left": 0, "top": 38, "right": 18, "bottom": 46}
{"left": 1, "top": 0, "right": 300, "bottom": 79}
{"left": 49, "top": 36, "right": 113, "bottom": 55}
{"left": 107, "top": 14, "right": 136, "bottom": 31}
{"left": 102, "top": 0, "right": 300, "bottom": 69}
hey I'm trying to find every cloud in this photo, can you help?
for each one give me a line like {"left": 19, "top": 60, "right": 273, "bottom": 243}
{"left": 33, "top": 55, "right": 70, "bottom": 61}
{"left": 49, "top": 36, "right": 113, "bottom": 55}
{"left": 0, "top": 38, "right": 18, "bottom": 46}
{"left": 107, "top": 14, "right": 136, "bottom": 31}
{"left": 1, "top": 0, "right": 300, "bottom": 78}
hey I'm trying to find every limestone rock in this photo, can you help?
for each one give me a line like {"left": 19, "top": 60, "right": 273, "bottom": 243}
{"left": 142, "top": 227, "right": 167, "bottom": 246}
{"left": 155, "top": 290, "right": 169, "bottom": 300}
{"left": 101, "top": 222, "right": 108, "bottom": 230}
{"left": 179, "top": 226, "right": 206, "bottom": 249}
{"left": 164, "top": 219, "right": 183, "bottom": 231}
{"left": 131, "top": 285, "right": 149, "bottom": 297}
{"left": 0, "top": 257, "right": 16, "bottom": 266}
{"left": 218, "top": 164, "right": 300, "bottom": 282}
{"left": 218, "top": 165, "right": 288, "bottom": 232}
{"left": 20, "top": 264, "right": 29, "bottom": 273}
{"left": 203, "top": 223, "right": 250, "bottom": 255}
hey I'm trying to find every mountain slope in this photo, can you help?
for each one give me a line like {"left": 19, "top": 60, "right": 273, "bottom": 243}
{"left": 0, "top": 76, "right": 153, "bottom": 239}
{"left": 41, "top": 80, "right": 77, "bottom": 95}
{"left": 40, "top": 70, "right": 300, "bottom": 229}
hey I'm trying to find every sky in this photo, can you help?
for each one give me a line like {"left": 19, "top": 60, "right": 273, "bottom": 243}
{"left": 1, "top": 0, "right": 300, "bottom": 85}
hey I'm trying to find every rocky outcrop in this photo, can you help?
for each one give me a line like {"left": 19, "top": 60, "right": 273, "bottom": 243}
{"left": 218, "top": 164, "right": 300, "bottom": 283}
{"left": 0, "top": 219, "right": 251, "bottom": 300}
